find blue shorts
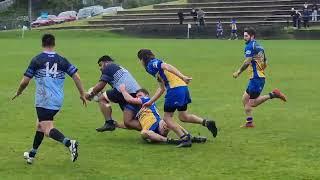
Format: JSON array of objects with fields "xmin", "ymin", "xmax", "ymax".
[
  {"xmin": 246, "ymin": 78, "xmax": 265, "ymax": 99},
  {"xmin": 232, "ymin": 30, "xmax": 237, "ymax": 33},
  {"xmin": 164, "ymin": 86, "xmax": 191, "ymax": 112}
]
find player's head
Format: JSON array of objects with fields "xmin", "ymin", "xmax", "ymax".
[
  {"xmin": 137, "ymin": 49, "xmax": 155, "ymax": 68},
  {"xmin": 42, "ymin": 34, "xmax": 55, "ymax": 48},
  {"xmin": 244, "ymin": 27, "xmax": 256, "ymax": 42},
  {"xmin": 97, "ymin": 55, "xmax": 114, "ymax": 71},
  {"xmin": 136, "ymin": 88, "xmax": 149, "ymax": 98}
]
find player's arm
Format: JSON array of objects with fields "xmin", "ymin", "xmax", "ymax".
[
  {"xmin": 71, "ymin": 72, "xmax": 87, "ymax": 106},
  {"xmin": 161, "ymin": 63, "xmax": 192, "ymax": 84},
  {"xmin": 85, "ymin": 81, "xmax": 106, "ymax": 100},
  {"xmin": 12, "ymin": 76, "xmax": 32, "ymax": 100},
  {"xmin": 119, "ymin": 84, "xmax": 142, "ymax": 105},
  {"xmin": 233, "ymin": 57, "xmax": 252, "ymax": 78},
  {"xmin": 143, "ymin": 77, "xmax": 165, "ymax": 107}
]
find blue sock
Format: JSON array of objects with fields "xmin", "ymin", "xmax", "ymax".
[
  {"xmin": 246, "ymin": 117, "xmax": 253, "ymax": 123},
  {"xmin": 63, "ymin": 138, "xmax": 71, "ymax": 147}
]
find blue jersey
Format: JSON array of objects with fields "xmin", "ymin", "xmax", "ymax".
[
  {"xmin": 24, "ymin": 51, "xmax": 78, "ymax": 110},
  {"xmin": 145, "ymin": 58, "xmax": 187, "ymax": 90},
  {"xmin": 138, "ymin": 97, "xmax": 161, "ymax": 132},
  {"xmin": 100, "ymin": 63, "xmax": 140, "ymax": 94},
  {"xmin": 244, "ymin": 40, "xmax": 267, "ymax": 79}
]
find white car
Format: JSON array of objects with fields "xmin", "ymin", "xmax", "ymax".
[
  {"xmin": 77, "ymin": 5, "xmax": 104, "ymax": 19},
  {"xmin": 102, "ymin": 6, "xmax": 124, "ymax": 15}
]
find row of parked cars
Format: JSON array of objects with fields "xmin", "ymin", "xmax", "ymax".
[{"xmin": 31, "ymin": 6, "xmax": 123, "ymax": 28}]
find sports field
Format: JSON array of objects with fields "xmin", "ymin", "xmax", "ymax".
[{"xmin": 0, "ymin": 30, "xmax": 319, "ymax": 180}]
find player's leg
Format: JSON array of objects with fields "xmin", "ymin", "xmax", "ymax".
[
  {"xmin": 163, "ymin": 111, "xmax": 191, "ymax": 148},
  {"xmin": 24, "ymin": 120, "xmax": 44, "ymax": 164},
  {"xmin": 96, "ymin": 90, "xmax": 117, "ymax": 132},
  {"xmin": 141, "ymin": 130, "xmax": 168, "ymax": 142},
  {"xmin": 178, "ymin": 109, "xmax": 217, "ymax": 138},
  {"xmin": 123, "ymin": 108, "xmax": 141, "ymax": 131}
]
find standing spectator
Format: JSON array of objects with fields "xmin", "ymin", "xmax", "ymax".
[
  {"xmin": 197, "ymin": 9, "xmax": 205, "ymax": 26},
  {"xmin": 229, "ymin": 18, "xmax": 238, "ymax": 40},
  {"xmin": 311, "ymin": 3, "xmax": 318, "ymax": 21},
  {"xmin": 190, "ymin": 8, "xmax": 198, "ymax": 24},
  {"xmin": 295, "ymin": 10, "xmax": 302, "ymax": 29},
  {"xmin": 302, "ymin": 8, "xmax": 310, "ymax": 28},
  {"xmin": 177, "ymin": 9, "xmax": 184, "ymax": 25},
  {"xmin": 290, "ymin": 8, "xmax": 297, "ymax": 27},
  {"xmin": 216, "ymin": 20, "xmax": 223, "ymax": 39},
  {"xmin": 304, "ymin": 2, "xmax": 308, "ymax": 9}
]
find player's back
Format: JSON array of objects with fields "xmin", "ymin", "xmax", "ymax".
[
  {"xmin": 137, "ymin": 97, "xmax": 161, "ymax": 130},
  {"xmin": 24, "ymin": 51, "xmax": 78, "ymax": 110},
  {"xmin": 146, "ymin": 58, "xmax": 187, "ymax": 90}
]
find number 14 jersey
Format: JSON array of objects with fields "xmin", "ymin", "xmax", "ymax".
[{"xmin": 24, "ymin": 51, "xmax": 78, "ymax": 110}]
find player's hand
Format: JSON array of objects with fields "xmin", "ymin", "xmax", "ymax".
[
  {"xmin": 182, "ymin": 76, "xmax": 192, "ymax": 84},
  {"xmin": 85, "ymin": 92, "xmax": 93, "ymax": 101},
  {"xmin": 119, "ymin": 84, "xmax": 126, "ymax": 92},
  {"xmin": 233, "ymin": 71, "xmax": 240, "ymax": 79},
  {"xmin": 12, "ymin": 91, "xmax": 21, "ymax": 100},
  {"xmin": 142, "ymin": 101, "xmax": 153, "ymax": 108},
  {"xmin": 80, "ymin": 94, "xmax": 87, "ymax": 107}
]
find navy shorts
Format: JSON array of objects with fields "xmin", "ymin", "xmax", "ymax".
[
  {"xmin": 36, "ymin": 107, "xmax": 59, "ymax": 121},
  {"xmin": 105, "ymin": 88, "xmax": 140, "ymax": 115},
  {"xmin": 164, "ymin": 86, "xmax": 191, "ymax": 113},
  {"xmin": 246, "ymin": 78, "xmax": 265, "ymax": 99}
]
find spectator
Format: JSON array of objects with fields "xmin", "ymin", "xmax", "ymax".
[
  {"xmin": 216, "ymin": 20, "xmax": 223, "ymax": 39},
  {"xmin": 197, "ymin": 8, "xmax": 205, "ymax": 26},
  {"xmin": 311, "ymin": 3, "xmax": 318, "ymax": 21},
  {"xmin": 294, "ymin": 10, "xmax": 302, "ymax": 29},
  {"xmin": 304, "ymin": 2, "xmax": 308, "ymax": 9},
  {"xmin": 302, "ymin": 8, "xmax": 310, "ymax": 28},
  {"xmin": 190, "ymin": 8, "xmax": 197, "ymax": 24},
  {"xmin": 177, "ymin": 9, "xmax": 184, "ymax": 25},
  {"xmin": 229, "ymin": 18, "xmax": 238, "ymax": 40},
  {"xmin": 290, "ymin": 8, "xmax": 297, "ymax": 27}
]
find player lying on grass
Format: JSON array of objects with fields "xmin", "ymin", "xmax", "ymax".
[
  {"xmin": 85, "ymin": 55, "xmax": 142, "ymax": 132},
  {"xmin": 137, "ymin": 49, "xmax": 218, "ymax": 148},
  {"xmin": 119, "ymin": 84, "xmax": 207, "ymax": 145},
  {"xmin": 232, "ymin": 27, "xmax": 287, "ymax": 128},
  {"xmin": 12, "ymin": 34, "xmax": 86, "ymax": 164}
]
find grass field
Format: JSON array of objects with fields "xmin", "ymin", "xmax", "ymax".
[{"xmin": 0, "ymin": 30, "xmax": 319, "ymax": 180}]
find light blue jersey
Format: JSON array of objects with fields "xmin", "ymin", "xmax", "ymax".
[{"xmin": 24, "ymin": 51, "xmax": 78, "ymax": 110}]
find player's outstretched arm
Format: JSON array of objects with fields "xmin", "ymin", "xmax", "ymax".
[
  {"xmin": 233, "ymin": 58, "xmax": 252, "ymax": 78},
  {"xmin": 72, "ymin": 72, "xmax": 87, "ymax": 106},
  {"xmin": 12, "ymin": 76, "xmax": 31, "ymax": 100},
  {"xmin": 85, "ymin": 81, "xmax": 106, "ymax": 101},
  {"xmin": 119, "ymin": 84, "xmax": 142, "ymax": 105},
  {"xmin": 143, "ymin": 79, "xmax": 165, "ymax": 108},
  {"xmin": 161, "ymin": 63, "xmax": 192, "ymax": 84}
]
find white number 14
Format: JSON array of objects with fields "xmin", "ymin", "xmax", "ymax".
[{"xmin": 45, "ymin": 62, "xmax": 58, "ymax": 78}]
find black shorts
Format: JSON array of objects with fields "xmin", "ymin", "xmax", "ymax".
[
  {"xmin": 36, "ymin": 107, "xmax": 59, "ymax": 122},
  {"xmin": 164, "ymin": 104, "xmax": 188, "ymax": 113},
  {"xmin": 105, "ymin": 88, "xmax": 140, "ymax": 114}
]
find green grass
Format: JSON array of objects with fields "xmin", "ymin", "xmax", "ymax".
[{"xmin": 0, "ymin": 30, "xmax": 319, "ymax": 180}]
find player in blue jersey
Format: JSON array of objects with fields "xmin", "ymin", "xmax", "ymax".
[
  {"xmin": 233, "ymin": 27, "xmax": 287, "ymax": 128},
  {"xmin": 119, "ymin": 85, "xmax": 207, "ymax": 145},
  {"xmin": 85, "ymin": 55, "xmax": 142, "ymax": 132},
  {"xmin": 12, "ymin": 34, "xmax": 87, "ymax": 164},
  {"xmin": 137, "ymin": 49, "xmax": 218, "ymax": 148}
]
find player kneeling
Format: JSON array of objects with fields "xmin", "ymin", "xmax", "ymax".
[{"xmin": 119, "ymin": 85, "xmax": 206, "ymax": 145}]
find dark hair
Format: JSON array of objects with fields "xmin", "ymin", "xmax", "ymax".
[
  {"xmin": 244, "ymin": 27, "xmax": 256, "ymax": 37},
  {"xmin": 136, "ymin": 88, "xmax": 149, "ymax": 96},
  {"xmin": 42, "ymin": 34, "xmax": 55, "ymax": 47},
  {"xmin": 97, "ymin": 55, "xmax": 114, "ymax": 64},
  {"xmin": 137, "ymin": 49, "xmax": 155, "ymax": 67}
]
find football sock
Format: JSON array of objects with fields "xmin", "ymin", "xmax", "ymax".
[
  {"xmin": 49, "ymin": 128, "xmax": 71, "ymax": 147},
  {"xmin": 29, "ymin": 131, "xmax": 44, "ymax": 157},
  {"xmin": 246, "ymin": 117, "xmax": 253, "ymax": 123},
  {"xmin": 269, "ymin": 92, "xmax": 275, "ymax": 99},
  {"xmin": 202, "ymin": 119, "xmax": 207, "ymax": 127}
]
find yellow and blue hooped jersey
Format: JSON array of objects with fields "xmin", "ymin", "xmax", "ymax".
[
  {"xmin": 146, "ymin": 58, "xmax": 187, "ymax": 90},
  {"xmin": 244, "ymin": 40, "xmax": 267, "ymax": 79},
  {"xmin": 137, "ymin": 97, "xmax": 161, "ymax": 132}
]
